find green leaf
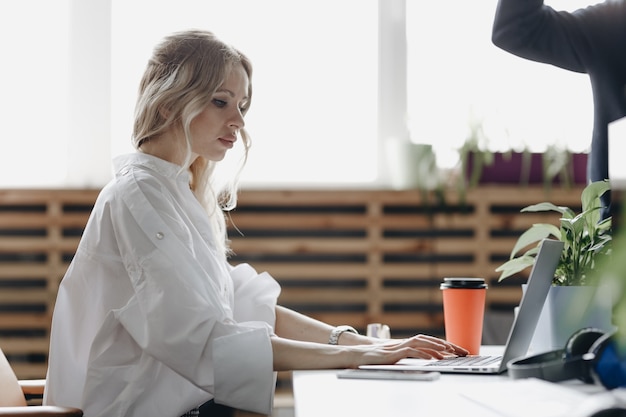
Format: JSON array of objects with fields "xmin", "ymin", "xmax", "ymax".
[
  {"xmin": 510, "ymin": 224, "xmax": 560, "ymax": 258},
  {"xmin": 496, "ymin": 255, "xmax": 537, "ymax": 281},
  {"xmin": 597, "ymin": 217, "xmax": 612, "ymax": 233},
  {"xmin": 581, "ymin": 180, "xmax": 610, "ymax": 213},
  {"xmin": 521, "ymin": 202, "xmax": 574, "ymax": 218},
  {"xmin": 588, "ymin": 236, "xmax": 612, "ymax": 252},
  {"xmin": 560, "ymin": 215, "xmax": 585, "ymax": 238}
]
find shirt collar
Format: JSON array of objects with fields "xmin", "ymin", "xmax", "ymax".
[{"xmin": 113, "ymin": 153, "xmax": 191, "ymax": 184}]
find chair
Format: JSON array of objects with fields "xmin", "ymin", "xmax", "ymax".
[{"xmin": 0, "ymin": 348, "xmax": 82, "ymax": 416}]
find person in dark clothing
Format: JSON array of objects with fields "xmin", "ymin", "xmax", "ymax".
[{"xmin": 492, "ymin": 0, "xmax": 626, "ymax": 220}]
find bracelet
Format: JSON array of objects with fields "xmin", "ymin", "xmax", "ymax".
[{"xmin": 328, "ymin": 325, "xmax": 358, "ymax": 345}]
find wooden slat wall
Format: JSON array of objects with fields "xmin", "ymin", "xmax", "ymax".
[
  {"xmin": 0, "ymin": 186, "xmax": 583, "ymax": 381},
  {"xmin": 227, "ymin": 187, "xmax": 582, "ymax": 338},
  {"xmin": 0, "ymin": 189, "xmax": 97, "ymax": 378}
]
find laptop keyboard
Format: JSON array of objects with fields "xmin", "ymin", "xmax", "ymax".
[{"xmin": 424, "ymin": 355, "xmax": 502, "ymax": 367}]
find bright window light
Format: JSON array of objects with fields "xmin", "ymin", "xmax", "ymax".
[
  {"xmin": 407, "ymin": 0, "xmax": 596, "ymax": 169},
  {"xmin": 1, "ymin": 1, "xmax": 601, "ymax": 188},
  {"xmin": 0, "ymin": 1, "xmax": 70, "ymax": 187},
  {"xmin": 111, "ymin": 0, "xmax": 379, "ymax": 187}
]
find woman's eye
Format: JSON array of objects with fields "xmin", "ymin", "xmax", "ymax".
[{"xmin": 212, "ymin": 99, "xmax": 227, "ymax": 108}]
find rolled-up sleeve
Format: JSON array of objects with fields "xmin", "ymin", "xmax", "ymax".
[
  {"xmin": 230, "ymin": 263, "xmax": 281, "ymax": 328},
  {"xmin": 213, "ymin": 327, "xmax": 275, "ymax": 414}
]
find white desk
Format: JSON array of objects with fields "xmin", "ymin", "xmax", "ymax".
[{"xmin": 292, "ymin": 347, "xmax": 608, "ymax": 417}]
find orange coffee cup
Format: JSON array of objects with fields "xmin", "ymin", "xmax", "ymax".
[{"xmin": 440, "ymin": 277, "xmax": 487, "ymax": 355}]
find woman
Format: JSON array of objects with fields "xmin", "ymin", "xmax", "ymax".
[{"xmin": 43, "ymin": 29, "xmax": 467, "ymax": 417}]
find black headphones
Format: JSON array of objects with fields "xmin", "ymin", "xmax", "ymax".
[{"xmin": 507, "ymin": 327, "xmax": 626, "ymax": 389}]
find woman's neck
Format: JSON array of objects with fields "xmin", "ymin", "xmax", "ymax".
[{"xmin": 138, "ymin": 131, "xmax": 195, "ymax": 168}]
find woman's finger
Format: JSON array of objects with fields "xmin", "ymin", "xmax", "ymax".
[{"xmin": 393, "ymin": 335, "xmax": 469, "ymax": 357}]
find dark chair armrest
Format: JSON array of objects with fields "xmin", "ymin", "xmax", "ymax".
[{"xmin": 0, "ymin": 406, "xmax": 83, "ymax": 416}]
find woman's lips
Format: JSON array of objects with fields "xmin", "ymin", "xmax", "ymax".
[{"xmin": 218, "ymin": 137, "xmax": 235, "ymax": 148}]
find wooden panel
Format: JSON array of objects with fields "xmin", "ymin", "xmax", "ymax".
[
  {"xmin": 0, "ymin": 189, "xmax": 98, "ymax": 379},
  {"xmin": 0, "ymin": 186, "xmax": 583, "ymax": 387},
  {"xmin": 228, "ymin": 186, "xmax": 582, "ymax": 345}
]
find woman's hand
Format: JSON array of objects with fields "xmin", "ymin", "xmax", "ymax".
[
  {"xmin": 379, "ymin": 334, "xmax": 469, "ymax": 359},
  {"xmin": 271, "ymin": 333, "xmax": 468, "ymax": 371},
  {"xmin": 347, "ymin": 334, "xmax": 468, "ymax": 369}
]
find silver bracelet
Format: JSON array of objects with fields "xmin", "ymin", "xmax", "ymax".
[{"xmin": 328, "ymin": 325, "xmax": 358, "ymax": 345}]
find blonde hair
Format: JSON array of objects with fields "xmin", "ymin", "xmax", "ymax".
[{"xmin": 132, "ymin": 29, "xmax": 252, "ymax": 255}]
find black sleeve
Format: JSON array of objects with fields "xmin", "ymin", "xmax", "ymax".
[{"xmin": 491, "ymin": 0, "xmax": 624, "ymax": 73}]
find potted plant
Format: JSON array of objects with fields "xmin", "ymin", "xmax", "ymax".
[
  {"xmin": 461, "ymin": 142, "xmax": 587, "ymax": 190},
  {"xmin": 496, "ymin": 180, "xmax": 612, "ymax": 284},
  {"xmin": 495, "ymin": 180, "xmax": 614, "ymax": 351},
  {"xmin": 458, "ymin": 119, "xmax": 495, "ymax": 190},
  {"xmin": 457, "ymin": 114, "xmax": 587, "ymax": 192}
]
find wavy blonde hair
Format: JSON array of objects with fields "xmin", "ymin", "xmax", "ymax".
[{"xmin": 132, "ymin": 29, "xmax": 252, "ymax": 255}]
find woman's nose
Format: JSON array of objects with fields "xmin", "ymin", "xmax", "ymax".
[{"xmin": 230, "ymin": 109, "xmax": 245, "ymax": 129}]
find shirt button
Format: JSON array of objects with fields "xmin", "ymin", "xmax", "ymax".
[{"xmin": 156, "ymin": 232, "xmax": 164, "ymax": 240}]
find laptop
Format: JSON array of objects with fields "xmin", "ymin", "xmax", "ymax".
[{"xmin": 360, "ymin": 238, "xmax": 564, "ymax": 374}]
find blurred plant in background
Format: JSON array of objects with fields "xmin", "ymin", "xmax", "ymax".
[{"xmin": 588, "ymin": 195, "xmax": 626, "ymax": 355}]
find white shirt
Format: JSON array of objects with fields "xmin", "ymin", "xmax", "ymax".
[{"xmin": 44, "ymin": 153, "xmax": 281, "ymax": 416}]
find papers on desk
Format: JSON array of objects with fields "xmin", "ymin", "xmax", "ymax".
[{"xmin": 460, "ymin": 378, "xmax": 626, "ymax": 417}]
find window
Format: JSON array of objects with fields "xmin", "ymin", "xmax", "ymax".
[
  {"xmin": 111, "ymin": 0, "xmax": 379, "ymax": 187},
  {"xmin": 406, "ymin": 0, "xmax": 596, "ymax": 168},
  {"xmin": 0, "ymin": 0, "xmax": 599, "ymax": 188},
  {"xmin": 0, "ymin": 1, "xmax": 70, "ymax": 187}
]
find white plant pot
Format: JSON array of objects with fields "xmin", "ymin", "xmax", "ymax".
[
  {"xmin": 521, "ymin": 284, "xmax": 615, "ymax": 354},
  {"xmin": 384, "ymin": 139, "xmax": 438, "ymax": 190}
]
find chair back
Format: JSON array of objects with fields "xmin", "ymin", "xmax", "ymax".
[{"xmin": 0, "ymin": 348, "xmax": 27, "ymax": 407}]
